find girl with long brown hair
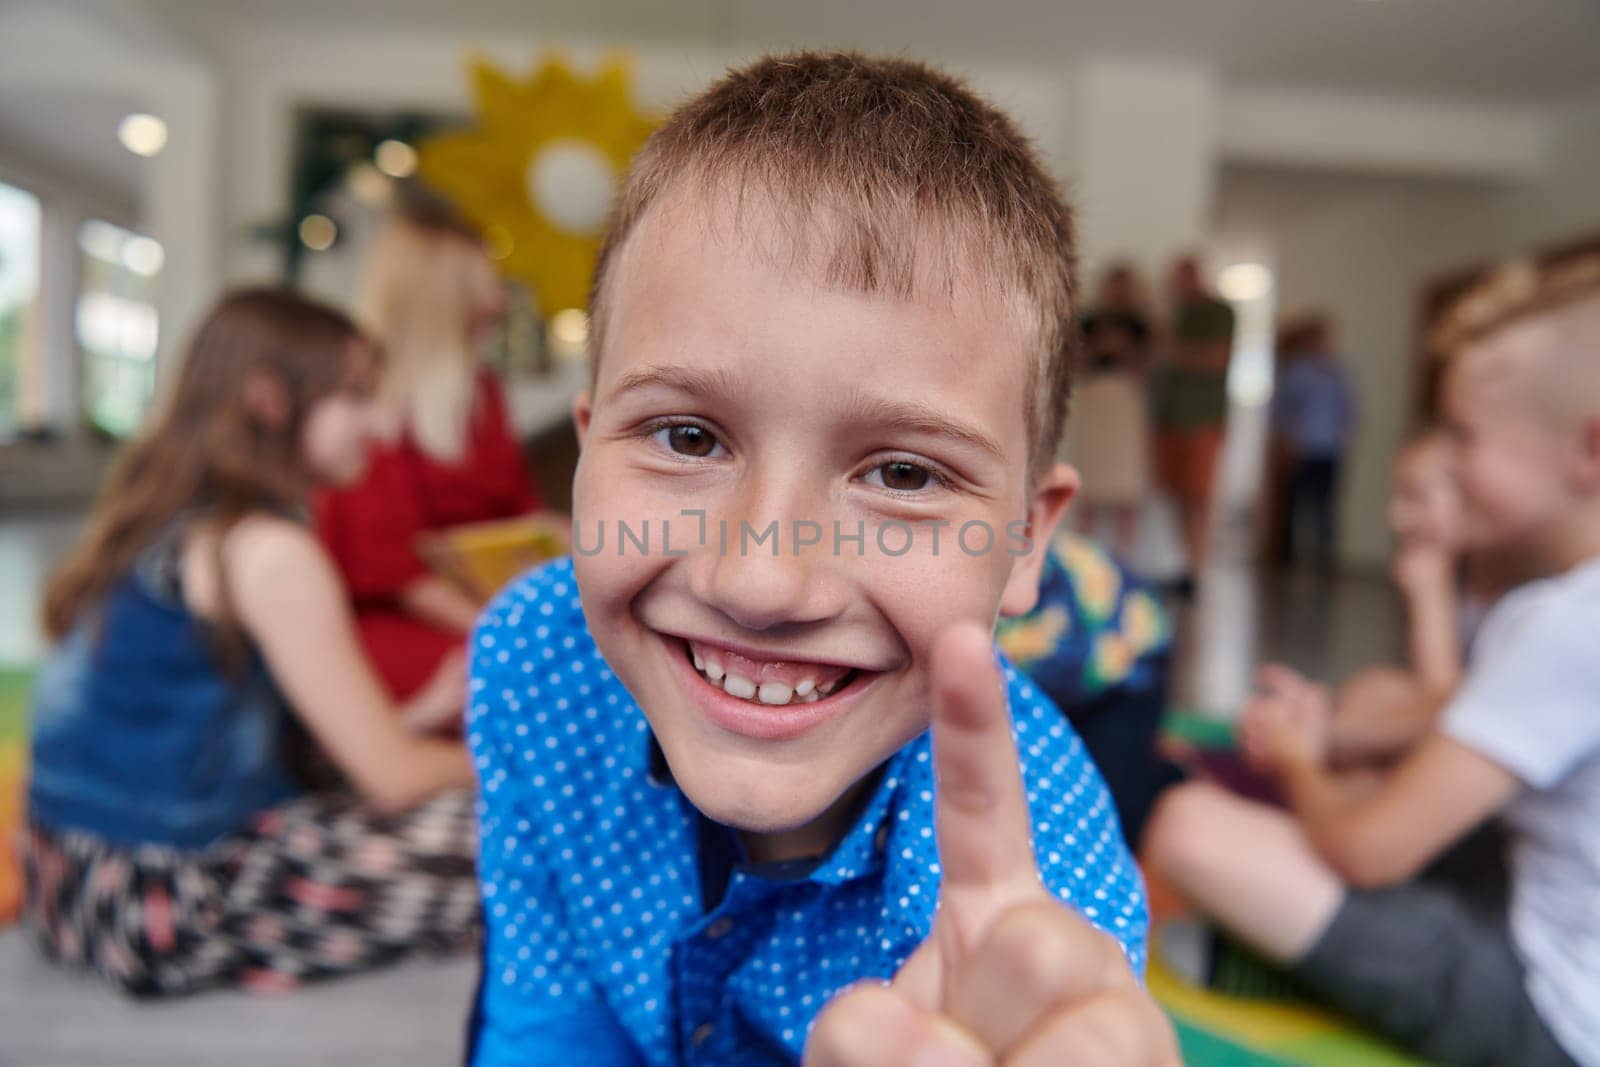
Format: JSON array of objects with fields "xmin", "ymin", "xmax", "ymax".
[{"xmin": 25, "ymin": 288, "xmax": 479, "ymax": 996}]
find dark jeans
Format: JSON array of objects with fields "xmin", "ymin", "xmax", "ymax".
[
  {"xmin": 1281, "ymin": 455, "xmax": 1341, "ymax": 569},
  {"xmin": 1060, "ymin": 653, "xmax": 1179, "ymax": 849}
]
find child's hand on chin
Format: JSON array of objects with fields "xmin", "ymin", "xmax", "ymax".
[
  {"xmin": 804, "ymin": 624, "xmax": 1179, "ymax": 1067},
  {"xmin": 1240, "ymin": 664, "xmax": 1332, "ymax": 774}
]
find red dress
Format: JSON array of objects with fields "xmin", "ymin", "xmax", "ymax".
[{"xmin": 315, "ymin": 369, "xmax": 541, "ymax": 700}]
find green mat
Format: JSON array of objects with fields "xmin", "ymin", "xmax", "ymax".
[
  {"xmin": 1162, "ymin": 708, "xmax": 1238, "ymax": 749},
  {"xmin": 1151, "ymin": 954, "xmax": 1429, "ymax": 1066},
  {"xmin": 1173, "ymin": 1018, "xmax": 1288, "ymax": 1067},
  {"xmin": 0, "ymin": 665, "xmax": 31, "ymax": 746},
  {"xmin": 1, "ymin": 665, "xmax": 34, "ymax": 920}
]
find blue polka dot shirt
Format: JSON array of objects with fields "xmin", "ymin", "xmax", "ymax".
[{"xmin": 466, "ymin": 557, "xmax": 1149, "ymax": 1066}]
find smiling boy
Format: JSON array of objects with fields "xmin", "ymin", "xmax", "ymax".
[{"xmin": 466, "ymin": 53, "xmax": 1175, "ymax": 1066}]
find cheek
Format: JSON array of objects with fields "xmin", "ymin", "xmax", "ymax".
[
  {"xmin": 300, "ymin": 411, "xmax": 333, "ymax": 465},
  {"xmin": 569, "ymin": 455, "xmax": 674, "ymax": 626},
  {"xmin": 867, "ymin": 542, "xmax": 1012, "ymax": 648},
  {"xmin": 1460, "ymin": 439, "xmax": 1544, "ymax": 518},
  {"xmin": 302, "ymin": 406, "xmax": 370, "ymax": 481}
]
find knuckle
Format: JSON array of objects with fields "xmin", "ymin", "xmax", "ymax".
[
  {"xmin": 986, "ymin": 900, "xmax": 1106, "ymax": 993},
  {"xmin": 807, "ymin": 983, "xmax": 889, "ymax": 1057}
]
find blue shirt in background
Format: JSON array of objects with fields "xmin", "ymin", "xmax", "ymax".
[
  {"xmin": 466, "ymin": 556, "xmax": 1148, "ymax": 1066},
  {"xmin": 1273, "ymin": 354, "xmax": 1357, "ymax": 459}
]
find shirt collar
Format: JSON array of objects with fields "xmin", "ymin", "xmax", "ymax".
[{"xmin": 642, "ymin": 730, "xmax": 903, "ymax": 891}]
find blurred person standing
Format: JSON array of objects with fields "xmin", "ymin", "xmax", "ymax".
[
  {"xmin": 315, "ymin": 205, "xmax": 542, "ymax": 705},
  {"xmin": 1069, "ymin": 262, "xmax": 1155, "ymax": 558},
  {"xmin": 1272, "ymin": 315, "xmax": 1358, "ymax": 572},
  {"xmin": 1154, "ymin": 255, "xmax": 1236, "ymax": 589}
]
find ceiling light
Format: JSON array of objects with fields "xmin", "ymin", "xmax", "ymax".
[{"xmin": 118, "ymin": 113, "xmax": 168, "ymax": 158}]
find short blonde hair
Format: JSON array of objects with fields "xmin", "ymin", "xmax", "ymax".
[
  {"xmin": 1433, "ymin": 254, "xmax": 1600, "ymax": 358},
  {"xmin": 589, "ymin": 51, "xmax": 1077, "ymax": 476}
]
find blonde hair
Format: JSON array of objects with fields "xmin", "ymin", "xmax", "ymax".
[
  {"xmin": 588, "ymin": 51, "xmax": 1077, "ymax": 477},
  {"xmin": 359, "ymin": 212, "xmax": 501, "ymax": 462},
  {"xmin": 1433, "ymin": 254, "xmax": 1600, "ymax": 358}
]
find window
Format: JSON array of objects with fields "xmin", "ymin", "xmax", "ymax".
[
  {"xmin": 0, "ymin": 181, "xmax": 43, "ymax": 440},
  {"xmin": 77, "ymin": 219, "xmax": 161, "ymax": 437}
]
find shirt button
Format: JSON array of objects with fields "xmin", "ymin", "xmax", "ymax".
[
  {"xmin": 874, "ymin": 824, "xmax": 889, "ymax": 852},
  {"xmin": 706, "ymin": 918, "xmax": 734, "ymax": 940},
  {"xmin": 692, "ymin": 1022, "xmax": 715, "ymax": 1047}
]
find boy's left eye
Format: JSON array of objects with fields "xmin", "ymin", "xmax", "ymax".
[
  {"xmin": 864, "ymin": 459, "xmax": 942, "ymax": 493},
  {"xmin": 647, "ymin": 422, "xmax": 727, "ymax": 459}
]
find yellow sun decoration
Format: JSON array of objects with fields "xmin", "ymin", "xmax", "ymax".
[{"xmin": 418, "ymin": 55, "xmax": 657, "ymax": 319}]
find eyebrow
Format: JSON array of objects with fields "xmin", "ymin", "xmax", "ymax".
[
  {"xmin": 607, "ymin": 363, "xmax": 744, "ymax": 402},
  {"xmin": 837, "ymin": 390, "xmax": 1007, "ymax": 461}
]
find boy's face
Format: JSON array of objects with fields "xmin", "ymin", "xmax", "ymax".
[
  {"xmin": 570, "ymin": 194, "xmax": 1075, "ymax": 847},
  {"xmin": 1441, "ymin": 323, "xmax": 1589, "ymax": 554}
]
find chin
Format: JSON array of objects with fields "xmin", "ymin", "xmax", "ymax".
[{"xmin": 661, "ymin": 743, "xmax": 841, "ymax": 834}]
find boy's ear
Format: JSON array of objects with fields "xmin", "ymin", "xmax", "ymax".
[
  {"xmin": 242, "ymin": 371, "xmax": 292, "ymax": 430},
  {"xmin": 571, "ymin": 389, "xmax": 593, "ymax": 448},
  {"xmin": 999, "ymin": 462, "xmax": 1079, "ymax": 617}
]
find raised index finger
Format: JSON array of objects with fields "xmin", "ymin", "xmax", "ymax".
[{"xmin": 929, "ymin": 621, "xmax": 1039, "ymax": 901}]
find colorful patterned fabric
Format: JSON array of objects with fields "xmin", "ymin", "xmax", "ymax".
[
  {"xmin": 995, "ymin": 532, "xmax": 1171, "ymax": 703},
  {"xmin": 996, "ymin": 532, "xmax": 1175, "ymax": 844},
  {"xmin": 21, "ymin": 790, "xmax": 480, "ymax": 997}
]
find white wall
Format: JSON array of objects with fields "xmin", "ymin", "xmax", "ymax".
[
  {"xmin": 207, "ymin": 25, "xmax": 1080, "ymax": 298},
  {"xmin": 1217, "ymin": 87, "xmax": 1600, "ymax": 569},
  {"xmin": 1493, "ymin": 91, "xmax": 1600, "ymax": 253}
]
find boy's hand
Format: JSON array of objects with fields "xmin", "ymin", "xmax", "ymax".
[
  {"xmin": 805, "ymin": 624, "xmax": 1178, "ymax": 1067},
  {"xmin": 1240, "ymin": 664, "xmax": 1332, "ymax": 773}
]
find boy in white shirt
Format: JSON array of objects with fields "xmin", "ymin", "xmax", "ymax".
[{"xmin": 1146, "ymin": 256, "xmax": 1600, "ymax": 1067}]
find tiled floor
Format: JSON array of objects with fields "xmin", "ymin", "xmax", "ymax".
[
  {"xmin": 0, "ymin": 507, "xmax": 1405, "ymax": 1064},
  {"xmin": 0, "ymin": 932, "xmax": 479, "ymax": 1067}
]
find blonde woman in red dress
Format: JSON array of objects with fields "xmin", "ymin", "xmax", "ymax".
[{"xmin": 316, "ymin": 208, "xmax": 542, "ymax": 705}]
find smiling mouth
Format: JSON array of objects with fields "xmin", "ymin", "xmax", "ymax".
[{"xmin": 674, "ymin": 637, "xmax": 866, "ymax": 708}]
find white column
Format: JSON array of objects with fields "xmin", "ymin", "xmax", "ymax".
[
  {"xmin": 144, "ymin": 62, "xmax": 221, "ymax": 388},
  {"xmin": 1068, "ymin": 57, "xmax": 1220, "ymax": 284}
]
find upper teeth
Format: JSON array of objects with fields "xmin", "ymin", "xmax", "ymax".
[{"xmin": 692, "ymin": 650, "xmax": 831, "ymax": 706}]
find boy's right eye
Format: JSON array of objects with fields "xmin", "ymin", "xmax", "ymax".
[{"xmin": 648, "ymin": 421, "xmax": 726, "ymax": 459}]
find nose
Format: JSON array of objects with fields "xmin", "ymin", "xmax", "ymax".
[{"xmin": 689, "ymin": 476, "xmax": 845, "ymax": 633}]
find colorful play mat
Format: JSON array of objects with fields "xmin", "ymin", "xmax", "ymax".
[
  {"xmin": 1153, "ymin": 948, "xmax": 1426, "ymax": 1066},
  {"xmin": 0, "ymin": 664, "xmax": 31, "ymax": 922}
]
